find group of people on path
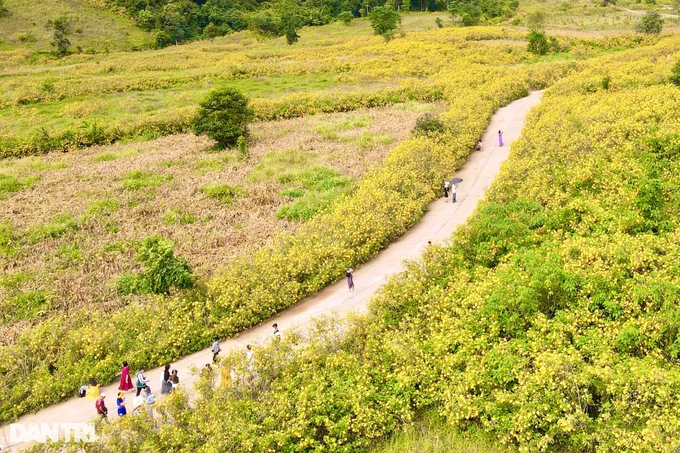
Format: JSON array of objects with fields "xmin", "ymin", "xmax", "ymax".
[
  {"xmin": 86, "ymin": 360, "xmax": 181, "ymax": 420},
  {"xmin": 85, "ymin": 224, "xmax": 395, "ymax": 419}
]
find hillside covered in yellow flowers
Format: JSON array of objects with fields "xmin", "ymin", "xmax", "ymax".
[
  {"xmin": 3, "ymin": 2, "xmax": 680, "ymax": 451},
  {"xmin": 90, "ymin": 26, "xmax": 680, "ymax": 453}
]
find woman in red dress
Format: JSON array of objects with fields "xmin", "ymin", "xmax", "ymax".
[{"xmin": 118, "ymin": 361, "xmax": 134, "ymax": 391}]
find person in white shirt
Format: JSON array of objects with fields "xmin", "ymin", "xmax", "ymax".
[
  {"xmin": 451, "ymin": 182, "xmax": 457, "ymax": 203},
  {"xmin": 272, "ymin": 323, "xmax": 281, "ymax": 341}
]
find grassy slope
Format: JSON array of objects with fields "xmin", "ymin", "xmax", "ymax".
[{"xmin": 0, "ymin": 0, "xmax": 153, "ymax": 52}]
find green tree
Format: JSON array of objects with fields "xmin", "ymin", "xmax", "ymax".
[
  {"xmin": 47, "ymin": 16, "xmax": 71, "ymax": 56},
  {"xmin": 636, "ymin": 10, "xmax": 663, "ymax": 35},
  {"xmin": 369, "ymin": 5, "xmax": 401, "ymax": 41},
  {"xmin": 527, "ymin": 30, "xmax": 549, "ymax": 55},
  {"xmin": 204, "ymin": 22, "xmax": 221, "ymax": 42},
  {"xmin": 338, "ymin": 10, "xmax": 354, "ymax": 25},
  {"xmin": 435, "ymin": 16, "xmax": 444, "ymax": 28},
  {"xmin": 280, "ymin": 11, "xmax": 303, "ymax": 45},
  {"xmin": 193, "ymin": 87, "xmax": 254, "ymax": 149},
  {"xmin": 248, "ymin": 9, "xmax": 282, "ymax": 38}
]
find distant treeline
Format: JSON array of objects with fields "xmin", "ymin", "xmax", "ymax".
[{"xmin": 104, "ymin": 0, "xmax": 517, "ymax": 47}]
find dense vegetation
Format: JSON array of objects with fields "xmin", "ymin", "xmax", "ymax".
[{"xmin": 82, "ymin": 34, "xmax": 680, "ymax": 452}]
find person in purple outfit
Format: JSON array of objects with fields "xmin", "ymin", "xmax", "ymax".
[{"xmin": 498, "ymin": 130, "xmax": 504, "ymax": 147}]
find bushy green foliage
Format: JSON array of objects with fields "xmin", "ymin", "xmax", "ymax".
[
  {"xmin": 369, "ymin": 5, "xmax": 401, "ymax": 41},
  {"xmin": 193, "ymin": 88, "xmax": 254, "ymax": 149},
  {"xmin": 203, "ymin": 22, "xmax": 222, "ymax": 42},
  {"xmin": 527, "ymin": 30, "xmax": 549, "ymax": 55},
  {"xmin": 116, "ymin": 237, "xmax": 193, "ymax": 296},
  {"xmin": 338, "ymin": 10, "xmax": 354, "ymax": 25},
  {"xmin": 412, "ymin": 113, "xmax": 445, "ymax": 136},
  {"xmin": 47, "ymin": 16, "xmax": 72, "ymax": 56},
  {"xmin": 636, "ymin": 11, "xmax": 663, "ymax": 35}
]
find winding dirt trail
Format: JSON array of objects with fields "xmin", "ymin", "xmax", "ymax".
[{"xmin": 0, "ymin": 90, "xmax": 543, "ymax": 452}]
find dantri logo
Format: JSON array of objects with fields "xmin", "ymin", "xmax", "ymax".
[{"xmin": 9, "ymin": 423, "xmax": 96, "ymax": 444}]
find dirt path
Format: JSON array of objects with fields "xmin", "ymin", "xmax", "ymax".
[
  {"xmin": 619, "ymin": 6, "xmax": 678, "ymax": 19},
  {"xmin": 0, "ymin": 90, "xmax": 544, "ymax": 452}
]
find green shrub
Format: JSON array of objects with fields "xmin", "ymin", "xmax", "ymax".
[
  {"xmin": 636, "ymin": 11, "xmax": 663, "ymax": 35},
  {"xmin": 193, "ymin": 88, "xmax": 255, "ymax": 149},
  {"xmin": 116, "ymin": 237, "xmax": 193, "ymax": 296},
  {"xmin": 527, "ymin": 30, "xmax": 549, "ymax": 55},
  {"xmin": 412, "ymin": 113, "xmax": 445, "ymax": 136},
  {"xmin": 338, "ymin": 11, "xmax": 354, "ymax": 25}
]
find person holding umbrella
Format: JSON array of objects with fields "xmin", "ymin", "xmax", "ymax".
[{"xmin": 450, "ymin": 177, "xmax": 463, "ymax": 203}]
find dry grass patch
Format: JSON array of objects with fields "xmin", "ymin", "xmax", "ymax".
[{"xmin": 0, "ymin": 102, "xmax": 442, "ymax": 344}]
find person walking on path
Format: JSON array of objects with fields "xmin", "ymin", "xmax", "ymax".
[
  {"xmin": 116, "ymin": 392, "xmax": 127, "ymax": 417},
  {"xmin": 95, "ymin": 394, "xmax": 108, "ymax": 420},
  {"xmin": 135, "ymin": 369, "xmax": 149, "ymax": 396},
  {"xmin": 443, "ymin": 180, "xmax": 450, "ymax": 199},
  {"xmin": 161, "ymin": 364, "xmax": 171, "ymax": 384},
  {"xmin": 476, "ymin": 139, "xmax": 482, "ymax": 151},
  {"xmin": 211, "ymin": 337, "xmax": 221, "ymax": 363},
  {"xmin": 160, "ymin": 364, "xmax": 173, "ymax": 394},
  {"xmin": 170, "ymin": 369, "xmax": 180, "ymax": 390},
  {"xmin": 119, "ymin": 361, "xmax": 134, "ymax": 392},
  {"xmin": 498, "ymin": 130, "xmax": 504, "ymax": 147},
  {"xmin": 346, "ymin": 268, "xmax": 355, "ymax": 294},
  {"xmin": 272, "ymin": 323, "xmax": 281, "ymax": 341},
  {"xmin": 451, "ymin": 182, "xmax": 457, "ymax": 203},
  {"xmin": 86, "ymin": 378, "xmax": 100, "ymax": 400}
]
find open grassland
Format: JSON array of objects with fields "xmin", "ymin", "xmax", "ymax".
[
  {"xmin": 0, "ymin": 12, "xmax": 654, "ymax": 159},
  {"xmin": 0, "ymin": 13, "xmax": 453, "ymax": 158},
  {"xmin": 0, "ymin": 103, "xmax": 436, "ymax": 343},
  {"xmin": 80, "ymin": 33, "xmax": 680, "ymax": 452},
  {"xmin": 0, "ymin": 0, "xmax": 153, "ymax": 52},
  {"xmin": 518, "ymin": 0, "xmax": 680, "ymax": 33}
]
